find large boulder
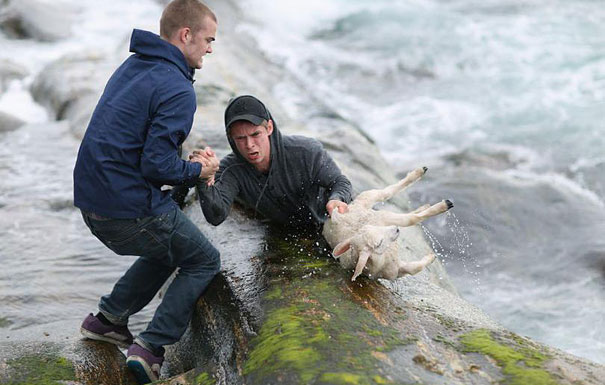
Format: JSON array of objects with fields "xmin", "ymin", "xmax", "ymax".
[
  {"xmin": 30, "ymin": 51, "xmax": 118, "ymax": 138},
  {"xmin": 0, "ymin": 58, "xmax": 28, "ymax": 93},
  {"xmin": 0, "ymin": 0, "xmax": 75, "ymax": 41},
  {"xmin": 0, "ymin": 110, "xmax": 24, "ymax": 132},
  {"xmin": 0, "ymin": 339, "xmax": 136, "ymax": 385},
  {"xmin": 159, "ymin": 210, "xmax": 604, "ymax": 384}
]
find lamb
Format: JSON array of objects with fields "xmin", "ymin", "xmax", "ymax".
[{"xmin": 322, "ymin": 167, "xmax": 453, "ymax": 281}]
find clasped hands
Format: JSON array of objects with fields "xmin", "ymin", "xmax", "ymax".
[{"xmin": 189, "ymin": 147, "xmax": 219, "ymax": 186}]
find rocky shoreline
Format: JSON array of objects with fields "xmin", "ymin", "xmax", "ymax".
[{"xmin": 1, "ymin": 0, "xmax": 604, "ymax": 384}]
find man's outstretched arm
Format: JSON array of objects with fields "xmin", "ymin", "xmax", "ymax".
[{"xmin": 194, "ymin": 159, "xmax": 241, "ymax": 226}]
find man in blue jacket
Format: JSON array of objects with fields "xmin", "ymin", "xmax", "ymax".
[{"xmin": 73, "ymin": 1, "xmax": 219, "ymax": 382}]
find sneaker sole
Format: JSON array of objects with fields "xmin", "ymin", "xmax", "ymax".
[
  {"xmin": 127, "ymin": 356, "xmax": 158, "ymax": 384},
  {"xmin": 79, "ymin": 327, "xmax": 131, "ymax": 349}
]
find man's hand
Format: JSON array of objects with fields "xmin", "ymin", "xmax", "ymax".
[
  {"xmin": 326, "ymin": 200, "xmax": 349, "ymax": 216},
  {"xmin": 189, "ymin": 147, "xmax": 219, "ymax": 186}
]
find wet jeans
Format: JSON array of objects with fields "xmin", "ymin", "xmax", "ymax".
[{"xmin": 81, "ymin": 207, "xmax": 220, "ymax": 353}]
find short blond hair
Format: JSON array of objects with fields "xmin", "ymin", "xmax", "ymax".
[{"xmin": 160, "ymin": 0, "xmax": 217, "ymax": 39}]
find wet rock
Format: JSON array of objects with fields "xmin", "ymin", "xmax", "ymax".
[
  {"xmin": 0, "ymin": 339, "xmax": 137, "ymax": 385},
  {"xmin": 0, "ymin": 59, "xmax": 28, "ymax": 93},
  {"xmin": 0, "ymin": 110, "xmax": 24, "ymax": 133},
  {"xmin": 30, "ymin": 52, "xmax": 117, "ymax": 138},
  {"xmin": 0, "ymin": 0, "xmax": 75, "ymax": 41},
  {"xmin": 0, "ymin": 317, "xmax": 12, "ymax": 329},
  {"xmin": 159, "ymin": 225, "xmax": 605, "ymax": 384}
]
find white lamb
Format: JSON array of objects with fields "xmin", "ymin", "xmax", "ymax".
[{"xmin": 322, "ymin": 167, "xmax": 452, "ymax": 281}]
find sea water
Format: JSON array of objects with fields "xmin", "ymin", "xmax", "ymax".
[
  {"xmin": 0, "ymin": 0, "xmax": 603, "ymax": 364},
  {"xmin": 236, "ymin": 0, "xmax": 605, "ymax": 363}
]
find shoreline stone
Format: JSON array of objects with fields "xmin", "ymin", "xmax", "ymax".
[
  {"xmin": 0, "ymin": 339, "xmax": 137, "ymax": 385},
  {"xmin": 0, "ymin": 0, "xmax": 75, "ymax": 42},
  {"xmin": 0, "ymin": 110, "xmax": 24, "ymax": 133},
  {"xmin": 7, "ymin": 0, "xmax": 604, "ymax": 383}
]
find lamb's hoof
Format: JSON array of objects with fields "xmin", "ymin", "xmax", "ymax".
[
  {"xmin": 445, "ymin": 199, "xmax": 454, "ymax": 209},
  {"xmin": 426, "ymin": 253, "xmax": 436, "ymax": 263},
  {"xmin": 422, "ymin": 166, "xmax": 428, "ymax": 173}
]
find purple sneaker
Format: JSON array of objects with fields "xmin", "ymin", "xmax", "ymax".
[
  {"xmin": 126, "ymin": 343, "xmax": 164, "ymax": 384},
  {"xmin": 80, "ymin": 313, "xmax": 133, "ymax": 348}
]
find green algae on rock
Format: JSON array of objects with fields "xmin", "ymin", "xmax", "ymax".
[
  {"xmin": 151, "ymin": 367, "xmax": 217, "ymax": 385},
  {"xmin": 194, "ymin": 372, "xmax": 217, "ymax": 385},
  {"xmin": 0, "ymin": 317, "xmax": 12, "ymax": 328},
  {"xmin": 460, "ymin": 329, "xmax": 559, "ymax": 385},
  {"xmin": 3, "ymin": 353, "xmax": 76, "ymax": 385},
  {"xmin": 242, "ymin": 234, "xmax": 417, "ymax": 385}
]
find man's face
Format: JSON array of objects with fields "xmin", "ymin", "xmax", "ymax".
[
  {"xmin": 183, "ymin": 16, "xmax": 217, "ymax": 69},
  {"xmin": 230, "ymin": 120, "xmax": 274, "ymax": 172}
]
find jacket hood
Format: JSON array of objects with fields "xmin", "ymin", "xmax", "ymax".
[
  {"xmin": 225, "ymin": 96, "xmax": 283, "ymax": 174},
  {"xmin": 129, "ymin": 29, "xmax": 195, "ymax": 81}
]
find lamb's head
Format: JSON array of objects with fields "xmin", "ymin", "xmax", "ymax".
[{"xmin": 332, "ymin": 224, "xmax": 400, "ymax": 281}]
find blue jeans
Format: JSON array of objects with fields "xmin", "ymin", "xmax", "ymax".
[{"xmin": 81, "ymin": 207, "xmax": 220, "ymax": 352}]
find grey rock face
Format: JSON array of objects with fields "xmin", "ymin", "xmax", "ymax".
[
  {"xmin": 0, "ymin": 110, "xmax": 24, "ymax": 132},
  {"xmin": 0, "ymin": 0, "xmax": 75, "ymax": 41},
  {"xmin": 0, "ymin": 339, "xmax": 137, "ymax": 385},
  {"xmin": 30, "ymin": 52, "xmax": 117, "ymax": 138},
  {"xmin": 0, "ymin": 59, "xmax": 28, "ymax": 93}
]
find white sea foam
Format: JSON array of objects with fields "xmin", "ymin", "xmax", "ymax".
[
  {"xmin": 501, "ymin": 169, "xmax": 605, "ymax": 207},
  {"xmin": 0, "ymin": 80, "xmax": 47, "ymax": 122}
]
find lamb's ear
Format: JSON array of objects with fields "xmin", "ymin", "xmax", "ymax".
[
  {"xmin": 332, "ymin": 238, "xmax": 352, "ymax": 258},
  {"xmin": 351, "ymin": 247, "xmax": 371, "ymax": 281}
]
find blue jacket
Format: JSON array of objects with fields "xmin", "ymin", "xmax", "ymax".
[{"xmin": 74, "ymin": 29, "xmax": 202, "ymax": 218}]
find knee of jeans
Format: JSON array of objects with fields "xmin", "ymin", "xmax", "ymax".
[{"xmin": 209, "ymin": 248, "xmax": 221, "ymax": 273}]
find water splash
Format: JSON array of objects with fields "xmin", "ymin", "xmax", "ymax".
[{"xmin": 422, "ymin": 212, "xmax": 482, "ymax": 294}]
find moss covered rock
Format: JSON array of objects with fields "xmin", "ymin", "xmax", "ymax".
[{"xmin": 0, "ymin": 340, "xmax": 137, "ymax": 385}]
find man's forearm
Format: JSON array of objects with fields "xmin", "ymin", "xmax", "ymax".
[
  {"xmin": 196, "ymin": 183, "xmax": 235, "ymax": 226},
  {"xmin": 328, "ymin": 174, "xmax": 353, "ymax": 203}
]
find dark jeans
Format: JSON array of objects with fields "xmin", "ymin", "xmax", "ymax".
[{"xmin": 81, "ymin": 207, "xmax": 220, "ymax": 352}]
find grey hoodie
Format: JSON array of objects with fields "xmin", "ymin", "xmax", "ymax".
[{"xmin": 196, "ymin": 114, "xmax": 352, "ymax": 230}]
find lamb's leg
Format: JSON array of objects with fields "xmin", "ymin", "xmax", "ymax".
[
  {"xmin": 369, "ymin": 200, "xmax": 453, "ymax": 227},
  {"xmin": 411, "ymin": 204, "xmax": 430, "ymax": 214},
  {"xmin": 354, "ymin": 167, "xmax": 427, "ymax": 209},
  {"xmin": 398, "ymin": 253, "xmax": 436, "ymax": 276}
]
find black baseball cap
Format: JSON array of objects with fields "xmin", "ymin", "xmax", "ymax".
[{"xmin": 224, "ymin": 95, "xmax": 270, "ymax": 130}]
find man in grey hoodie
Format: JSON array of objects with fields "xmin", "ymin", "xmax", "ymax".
[{"xmin": 192, "ymin": 95, "xmax": 352, "ymax": 231}]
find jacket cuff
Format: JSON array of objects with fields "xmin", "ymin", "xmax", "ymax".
[{"xmin": 183, "ymin": 162, "xmax": 202, "ymax": 187}]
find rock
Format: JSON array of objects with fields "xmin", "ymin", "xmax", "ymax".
[
  {"xmin": 0, "ymin": 59, "xmax": 28, "ymax": 93},
  {"xmin": 30, "ymin": 51, "xmax": 117, "ymax": 138},
  {"xmin": 0, "ymin": 0, "xmax": 75, "ymax": 41},
  {"xmin": 0, "ymin": 110, "xmax": 24, "ymax": 132},
  {"xmin": 0, "ymin": 339, "xmax": 137, "ymax": 385},
  {"xmin": 159, "ymin": 222, "xmax": 605, "ymax": 384}
]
